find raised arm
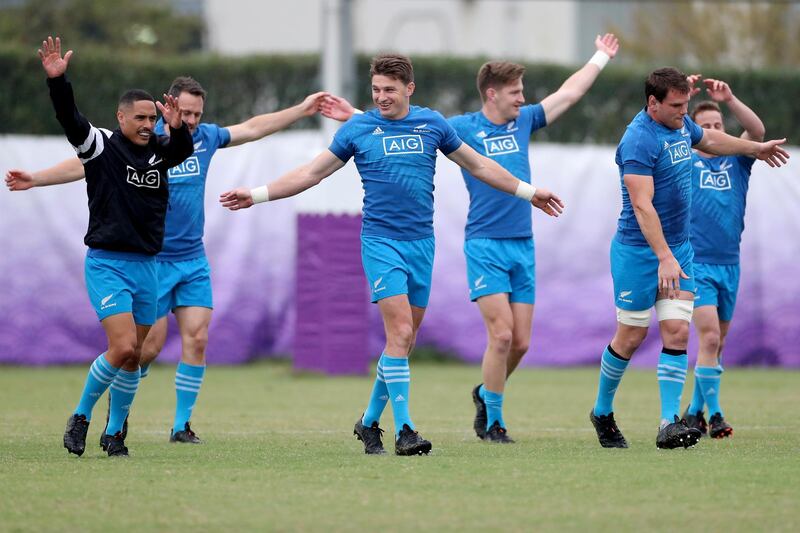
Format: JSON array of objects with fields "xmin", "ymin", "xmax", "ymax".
[
  {"xmin": 225, "ymin": 92, "xmax": 329, "ymax": 147},
  {"xmin": 539, "ymin": 33, "xmax": 619, "ymax": 124},
  {"xmin": 446, "ymin": 144, "xmax": 564, "ymax": 217},
  {"xmin": 219, "ymin": 150, "xmax": 346, "ymax": 210},
  {"xmin": 6, "ymin": 158, "xmax": 85, "ymax": 191},
  {"xmin": 624, "ymin": 174, "xmax": 686, "ymax": 299},
  {"xmin": 694, "ymin": 129, "xmax": 788, "ymax": 167},
  {"xmin": 703, "ymin": 78, "xmax": 765, "ymax": 142}
]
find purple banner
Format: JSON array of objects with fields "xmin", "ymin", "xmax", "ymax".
[{"xmin": 1, "ymin": 134, "xmax": 798, "ymax": 367}]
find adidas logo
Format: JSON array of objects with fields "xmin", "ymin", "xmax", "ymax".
[
  {"xmin": 379, "ymin": 395, "xmax": 389, "ymax": 401},
  {"xmin": 694, "ymin": 160, "xmax": 705, "ymax": 168},
  {"xmin": 394, "ymin": 394, "xmax": 406, "ymax": 402},
  {"xmin": 706, "ymin": 387, "xmax": 717, "ymax": 395},
  {"xmin": 476, "ymin": 130, "xmax": 487, "ymax": 138},
  {"xmin": 372, "ymin": 126, "xmax": 384, "ymax": 135}
]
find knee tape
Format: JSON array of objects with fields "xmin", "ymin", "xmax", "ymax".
[
  {"xmin": 655, "ymin": 298, "xmax": 694, "ymax": 322},
  {"xmin": 616, "ymin": 307, "xmax": 652, "ymax": 327}
]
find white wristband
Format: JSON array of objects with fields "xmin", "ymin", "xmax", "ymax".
[
  {"xmin": 588, "ymin": 51, "xmax": 610, "ymax": 70},
  {"xmin": 352, "ymin": 108, "xmax": 364, "ymax": 115},
  {"xmin": 514, "ymin": 181, "xmax": 537, "ymax": 202},
  {"xmin": 251, "ymin": 185, "xmax": 269, "ymax": 204}
]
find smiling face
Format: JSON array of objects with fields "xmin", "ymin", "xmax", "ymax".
[
  {"xmin": 648, "ymin": 88, "xmax": 690, "ymax": 130},
  {"xmin": 117, "ymin": 99, "xmax": 158, "ymax": 146},
  {"xmin": 487, "ymin": 77, "xmax": 525, "ymax": 122},
  {"xmin": 371, "ymin": 74, "xmax": 414, "ymax": 120}
]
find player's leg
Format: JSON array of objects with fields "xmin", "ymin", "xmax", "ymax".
[
  {"xmin": 684, "ymin": 304, "xmax": 720, "ymax": 436},
  {"xmin": 506, "ymin": 237, "xmax": 536, "ymax": 377},
  {"xmin": 507, "ymin": 303, "xmax": 534, "ymax": 377},
  {"xmin": 474, "ymin": 294, "xmax": 515, "ymax": 442},
  {"xmin": 170, "ymin": 305, "xmax": 212, "ymax": 443},
  {"xmin": 706, "ymin": 264, "xmax": 739, "ymax": 438}
]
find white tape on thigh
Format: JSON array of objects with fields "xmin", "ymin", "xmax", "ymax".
[
  {"xmin": 616, "ymin": 307, "xmax": 652, "ymax": 327},
  {"xmin": 655, "ymin": 298, "xmax": 694, "ymax": 322}
]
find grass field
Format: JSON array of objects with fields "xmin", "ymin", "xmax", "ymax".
[{"xmin": 1, "ymin": 361, "xmax": 798, "ymax": 532}]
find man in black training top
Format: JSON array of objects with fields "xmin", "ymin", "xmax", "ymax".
[{"xmin": 38, "ymin": 36, "xmax": 193, "ymax": 457}]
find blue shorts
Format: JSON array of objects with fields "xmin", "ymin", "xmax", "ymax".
[
  {"xmin": 84, "ymin": 249, "xmax": 158, "ymax": 325},
  {"xmin": 156, "ymin": 256, "xmax": 213, "ymax": 318},
  {"xmin": 361, "ymin": 235, "xmax": 434, "ymax": 308},
  {"xmin": 693, "ymin": 262, "xmax": 740, "ymax": 322},
  {"xmin": 464, "ymin": 237, "xmax": 535, "ymax": 304},
  {"xmin": 610, "ymin": 239, "xmax": 695, "ymax": 311}
]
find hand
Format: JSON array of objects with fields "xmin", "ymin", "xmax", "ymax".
[
  {"xmin": 703, "ymin": 78, "xmax": 733, "ymax": 103},
  {"xmin": 530, "ymin": 187, "xmax": 565, "ymax": 217},
  {"xmin": 657, "ymin": 255, "xmax": 689, "ymax": 300},
  {"xmin": 298, "ymin": 91, "xmax": 330, "ymax": 117},
  {"xmin": 595, "ymin": 33, "xmax": 619, "ymax": 59},
  {"xmin": 156, "ymin": 93, "xmax": 182, "ymax": 130},
  {"xmin": 755, "ymin": 138, "xmax": 790, "ymax": 168},
  {"xmin": 5, "ymin": 169, "xmax": 35, "ymax": 191},
  {"xmin": 38, "ymin": 36, "xmax": 73, "ymax": 78},
  {"xmin": 219, "ymin": 187, "xmax": 255, "ymax": 211},
  {"xmin": 320, "ymin": 95, "xmax": 356, "ymax": 122},
  {"xmin": 686, "ymin": 74, "xmax": 703, "ymax": 98}
]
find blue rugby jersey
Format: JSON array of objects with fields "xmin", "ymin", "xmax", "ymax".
[
  {"xmin": 689, "ymin": 153, "xmax": 754, "ymax": 264},
  {"xmin": 614, "ymin": 109, "xmax": 704, "ymax": 246},
  {"xmin": 448, "ymin": 104, "xmax": 547, "ymax": 240},
  {"xmin": 154, "ymin": 119, "xmax": 231, "ymax": 260},
  {"xmin": 328, "ymin": 106, "xmax": 463, "ymax": 240}
]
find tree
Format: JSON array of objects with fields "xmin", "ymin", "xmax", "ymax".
[{"xmin": 0, "ymin": 0, "xmax": 205, "ymax": 54}]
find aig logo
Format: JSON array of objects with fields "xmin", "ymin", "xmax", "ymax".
[
  {"xmin": 383, "ymin": 135, "xmax": 423, "ymax": 155},
  {"xmin": 483, "ymin": 134, "xmax": 519, "ymax": 156},
  {"xmin": 126, "ymin": 165, "xmax": 161, "ymax": 189},
  {"xmin": 667, "ymin": 140, "xmax": 691, "ymax": 164},
  {"xmin": 699, "ymin": 169, "xmax": 731, "ymax": 191},
  {"xmin": 168, "ymin": 156, "xmax": 200, "ymax": 179}
]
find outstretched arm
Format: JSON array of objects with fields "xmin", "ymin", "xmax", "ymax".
[
  {"xmin": 539, "ymin": 33, "xmax": 619, "ymax": 124},
  {"xmin": 446, "ymin": 144, "xmax": 564, "ymax": 217},
  {"xmin": 320, "ymin": 95, "xmax": 361, "ymax": 122},
  {"xmin": 625, "ymin": 174, "xmax": 687, "ymax": 300},
  {"xmin": 703, "ymin": 78, "xmax": 765, "ymax": 142},
  {"xmin": 226, "ymin": 92, "xmax": 329, "ymax": 147},
  {"xmin": 694, "ymin": 129, "xmax": 788, "ymax": 167},
  {"xmin": 219, "ymin": 150, "xmax": 346, "ymax": 210},
  {"xmin": 6, "ymin": 158, "xmax": 85, "ymax": 190}
]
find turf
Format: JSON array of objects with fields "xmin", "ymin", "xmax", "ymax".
[{"xmin": 0, "ymin": 362, "xmax": 798, "ymax": 532}]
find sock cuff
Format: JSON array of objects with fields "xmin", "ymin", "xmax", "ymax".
[
  {"xmin": 94, "ymin": 353, "xmax": 118, "ymax": 373},
  {"xmin": 602, "ymin": 347, "xmax": 630, "ymax": 368},
  {"xmin": 661, "ymin": 347, "xmax": 687, "ymax": 356},
  {"xmin": 139, "ymin": 363, "xmax": 151, "ymax": 378},
  {"xmin": 606, "ymin": 344, "xmax": 628, "ymax": 361},
  {"xmin": 483, "ymin": 390, "xmax": 504, "ymax": 402},
  {"xmin": 382, "ymin": 355, "xmax": 409, "ymax": 368},
  {"xmin": 116, "ymin": 367, "xmax": 141, "ymax": 380},
  {"xmin": 177, "ymin": 361, "xmax": 206, "ymax": 378},
  {"xmin": 695, "ymin": 365, "xmax": 723, "ymax": 377}
]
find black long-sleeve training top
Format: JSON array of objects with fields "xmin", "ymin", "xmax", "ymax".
[{"xmin": 47, "ymin": 74, "xmax": 193, "ymax": 255}]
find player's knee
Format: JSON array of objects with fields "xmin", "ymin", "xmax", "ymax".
[
  {"xmin": 109, "ymin": 337, "xmax": 137, "ymax": 363},
  {"xmin": 511, "ymin": 339, "xmax": 529, "ymax": 357},
  {"xmin": 699, "ymin": 330, "xmax": 721, "ymax": 354},
  {"xmin": 184, "ymin": 327, "xmax": 209, "ymax": 356},
  {"xmin": 488, "ymin": 326, "xmax": 513, "ymax": 353},
  {"xmin": 388, "ymin": 322, "xmax": 415, "ymax": 351}
]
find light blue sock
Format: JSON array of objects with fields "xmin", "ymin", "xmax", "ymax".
[
  {"xmin": 107, "ymin": 367, "xmax": 141, "ymax": 435},
  {"xmin": 657, "ymin": 349, "xmax": 688, "ymax": 424},
  {"xmin": 362, "ymin": 354, "xmax": 389, "ymax": 427},
  {"xmin": 382, "ymin": 355, "xmax": 413, "ymax": 436},
  {"xmin": 74, "ymin": 353, "xmax": 119, "ymax": 420},
  {"xmin": 483, "ymin": 389, "xmax": 505, "ymax": 430},
  {"xmin": 696, "ymin": 365, "xmax": 724, "ymax": 417},
  {"xmin": 174, "ymin": 362, "xmax": 206, "ymax": 433},
  {"xmin": 687, "ymin": 369, "xmax": 705, "ymax": 414},
  {"xmin": 139, "ymin": 363, "xmax": 151, "ymax": 379},
  {"xmin": 593, "ymin": 346, "xmax": 629, "ymax": 416}
]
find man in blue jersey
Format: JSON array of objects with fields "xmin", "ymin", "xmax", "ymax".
[
  {"xmin": 448, "ymin": 34, "xmax": 618, "ymax": 443},
  {"xmin": 220, "ymin": 54, "xmax": 564, "ymax": 456},
  {"xmin": 588, "ymin": 67, "xmax": 787, "ymax": 450},
  {"xmin": 29, "ymin": 36, "xmax": 193, "ymax": 457},
  {"xmin": 7, "ymin": 76, "xmax": 328, "ymax": 445},
  {"xmin": 681, "ymin": 77, "xmax": 765, "ymax": 440}
]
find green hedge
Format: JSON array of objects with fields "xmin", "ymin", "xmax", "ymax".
[{"xmin": 2, "ymin": 46, "xmax": 798, "ymax": 143}]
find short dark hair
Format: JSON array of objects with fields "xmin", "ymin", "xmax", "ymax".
[
  {"xmin": 370, "ymin": 54, "xmax": 414, "ymax": 84},
  {"xmin": 118, "ymin": 89, "xmax": 155, "ymax": 108},
  {"xmin": 645, "ymin": 67, "xmax": 690, "ymax": 103},
  {"xmin": 168, "ymin": 76, "xmax": 207, "ymax": 100},
  {"xmin": 477, "ymin": 61, "xmax": 526, "ymax": 101},
  {"xmin": 691, "ymin": 100, "xmax": 722, "ymax": 121}
]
